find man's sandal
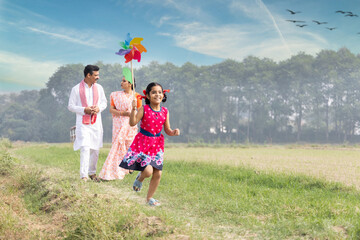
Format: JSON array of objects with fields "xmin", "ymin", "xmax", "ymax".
[
  {"xmin": 147, "ymin": 198, "xmax": 161, "ymax": 206},
  {"xmin": 133, "ymin": 172, "xmax": 142, "ymax": 192},
  {"xmin": 89, "ymin": 174, "xmax": 101, "ymax": 183}
]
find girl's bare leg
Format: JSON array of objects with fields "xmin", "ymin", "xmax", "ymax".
[
  {"xmin": 124, "ymin": 140, "xmax": 133, "ymax": 174},
  {"xmin": 146, "ymin": 168, "xmax": 162, "ymax": 202},
  {"xmin": 138, "ymin": 165, "xmax": 153, "ymax": 181}
]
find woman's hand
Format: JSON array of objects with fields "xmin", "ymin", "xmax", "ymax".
[
  {"xmin": 122, "ymin": 111, "xmax": 131, "ymax": 117},
  {"xmin": 113, "ymin": 110, "xmax": 121, "ymax": 117}
]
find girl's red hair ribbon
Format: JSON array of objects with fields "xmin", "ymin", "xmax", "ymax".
[{"xmin": 136, "ymin": 90, "xmax": 147, "ymax": 100}]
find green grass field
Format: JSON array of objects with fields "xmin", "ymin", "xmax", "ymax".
[{"xmin": 1, "ymin": 141, "xmax": 360, "ymax": 239}]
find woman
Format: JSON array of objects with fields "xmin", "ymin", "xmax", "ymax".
[{"xmin": 99, "ymin": 74, "xmax": 141, "ymax": 180}]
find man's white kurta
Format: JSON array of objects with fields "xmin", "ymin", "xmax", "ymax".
[{"xmin": 68, "ymin": 82, "xmax": 107, "ymax": 151}]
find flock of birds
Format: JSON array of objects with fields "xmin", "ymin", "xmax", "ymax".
[{"xmin": 286, "ymin": 9, "xmax": 359, "ymax": 33}]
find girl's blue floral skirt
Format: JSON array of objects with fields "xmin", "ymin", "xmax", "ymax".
[{"xmin": 119, "ymin": 147, "xmax": 164, "ymax": 171}]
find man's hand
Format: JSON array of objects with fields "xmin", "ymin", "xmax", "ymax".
[
  {"xmin": 90, "ymin": 106, "xmax": 100, "ymax": 115},
  {"xmin": 84, "ymin": 106, "xmax": 92, "ymax": 114}
]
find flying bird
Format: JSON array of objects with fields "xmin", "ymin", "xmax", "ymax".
[
  {"xmin": 286, "ymin": 19, "xmax": 305, "ymax": 23},
  {"xmin": 345, "ymin": 13, "xmax": 358, "ymax": 17},
  {"xmin": 326, "ymin": 27, "xmax": 336, "ymax": 30},
  {"xmin": 286, "ymin": 9, "xmax": 301, "ymax": 14},
  {"xmin": 296, "ymin": 24, "xmax": 307, "ymax": 27},
  {"xmin": 335, "ymin": 10, "xmax": 346, "ymax": 14},
  {"xmin": 312, "ymin": 20, "xmax": 328, "ymax": 25}
]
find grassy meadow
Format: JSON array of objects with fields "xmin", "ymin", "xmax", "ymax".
[{"xmin": 1, "ymin": 140, "xmax": 360, "ymax": 239}]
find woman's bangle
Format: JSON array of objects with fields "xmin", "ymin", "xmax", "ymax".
[{"xmin": 132, "ymin": 107, "xmax": 136, "ymax": 111}]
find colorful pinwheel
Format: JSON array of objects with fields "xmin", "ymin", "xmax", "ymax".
[{"xmin": 115, "ymin": 33, "xmax": 147, "ymax": 63}]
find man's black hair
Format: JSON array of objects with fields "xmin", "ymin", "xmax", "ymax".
[{"xmin": 84, "ymin": 65, "xmax": 100, "ymax": 77}]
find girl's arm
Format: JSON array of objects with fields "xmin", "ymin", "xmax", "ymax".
[
  {"xmin": 129, "ymin": 100, "xmax": 144, "ymax": 126},
  {"xmin": 164, "ymin": 112, "xmax": 180, "ymax": 136}
]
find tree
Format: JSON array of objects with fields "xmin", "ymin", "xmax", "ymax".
[
  {"xmin": 0, "ymin": 91, "xmax": 44, "ymax": 141},
  {"xmin": 3, "ymin": 48, "xmax": 360, "ymax": 143},
  {"xmin": 281, "ymin": 53, "xmax": 314, "ymax": 142}
]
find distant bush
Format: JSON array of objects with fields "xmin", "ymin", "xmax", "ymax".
[
  {"xmin": 0, "ymin": 138, "xmax": 12, "ymax": 150},
  {"xmin": 0, "ymin": 151, "xmax": 15, "ymax": 175}
]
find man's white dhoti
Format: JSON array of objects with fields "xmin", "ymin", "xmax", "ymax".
[{"xmin": 80, "ymin": 147, "xmax": 99, "ymax": 178}]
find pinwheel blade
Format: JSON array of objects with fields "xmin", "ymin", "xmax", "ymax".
[
  {"xmin": 130, "ymin": 37, "xmax": 144, "ymax": 45},
  {"xmin": 124, "ymin": 48, "xmax": 135, "ymax": 63},
  {"xmin": 122, "ymin": 67, "xmax": 132, "ymax": 84},
  {"xmin": 125, "ymin": 33, "xmax": 132, "ymax": 46},
  {"xmin": 115, "ymin": 48, "xmax": 132, "ymax": 56},
  {"xmin": 132, "ymin": 43, "xmax": 147, "ymax": 53},
  {"xmin": 119, "ymin": 41, "xmax": 130, "ymax": 49},
  {"xmin": 133, "ymin": 49, "xmax": 141, "ymax": 62}
]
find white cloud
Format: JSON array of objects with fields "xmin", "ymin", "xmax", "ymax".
[
  {"xmin": 1, "ymin": 1, "xmax": 115, "ymax": 49},
  {"xmin": 255, "ymin": 0, "xmax": 292, "ymax": 55},
  {"xmin": 158, "ymin": 32, "xmax": 172, "ymax": 37},
  {"xmin": 147, "ymin": 0, "xmax": 212, "ymax": 28},
  {"xmin": 155, "ymin": 0, "xmax": 330, "ymax": 62},
  {"xmin": 0, "ymin": 1, "xmax": 50, "ymax": 21},
  {"xmin": 165, "ymin": 21, "xmax": 328, "ymax": 62},
  {"xmin": 0, "ymin": 51, "xmax": 61, "ymax": 88},
  {"xmin": 157, "ymin": 16, "xmax": 173, "ymax": 27},
  {"xmin": 230, "ymin": 1, "xmax": 257, "ymax": 19},
  {"xmin": 162, "ymin": 0, "xmax": 205, "ymax": 18},
  {"xmin": 26, "ymin": 26, "xmax": 112, "ymax": 49}
]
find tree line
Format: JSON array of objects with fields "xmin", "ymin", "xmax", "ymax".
[{"xmin": 2, "ymin": 48, "xmax": 360, "ymax": 144}]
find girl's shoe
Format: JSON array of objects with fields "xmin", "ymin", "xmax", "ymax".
[
  {"xmin": 133, "ymin": 172, "xmax": 142, "ymax": 192},
  {"xmin": 147, "ymin": 198, "xmax": 161, "ymax": 206}
]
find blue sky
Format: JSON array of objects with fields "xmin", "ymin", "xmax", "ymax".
[{"xmin": 1, "ymin": 0, "xmax": 360, "ymax": 93}]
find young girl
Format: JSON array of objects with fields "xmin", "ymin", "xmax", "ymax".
[{"xmin": 119, "ymin": 82, "xmax": 180, "ymax": 206}]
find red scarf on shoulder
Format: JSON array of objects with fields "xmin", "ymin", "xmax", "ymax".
[{"xmin": 79, "ymin": 79, "xmax": 98, "ymax": 125}]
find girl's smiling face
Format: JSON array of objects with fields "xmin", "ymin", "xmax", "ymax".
[{"xmin": 147, "ymin": 85, "xmax": 163, "ymax": 104}]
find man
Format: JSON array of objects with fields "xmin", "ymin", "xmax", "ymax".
[{"xmin": 68, "ymin": 65, "xmax": 107, "ymax": 182}]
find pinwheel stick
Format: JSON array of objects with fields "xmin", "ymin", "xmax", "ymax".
[{"xmin": 131, "ymin": 60, "xmax": 135, "ymax": 98}]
